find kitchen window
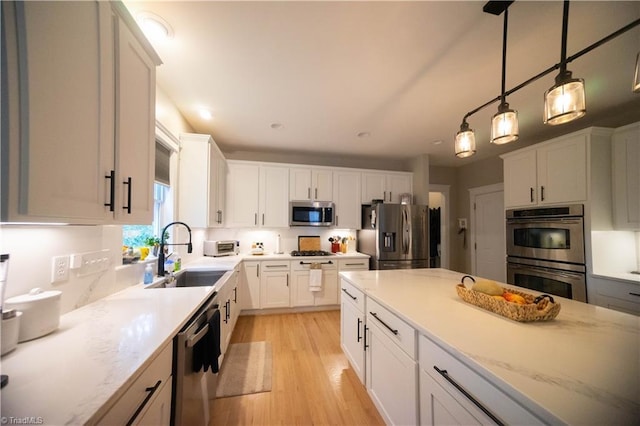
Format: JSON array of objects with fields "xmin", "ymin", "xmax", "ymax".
[{"xmin": 122, "ymin": 141, "xmax": 174, "ymax": 248}]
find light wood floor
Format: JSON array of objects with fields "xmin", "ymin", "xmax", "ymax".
[{"xmin": 209, "ymin": 310, "xmax": 385, "ymax": 426}]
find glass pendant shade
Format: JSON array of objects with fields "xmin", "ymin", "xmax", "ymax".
[
  {"xmin": 633, "ymin": 52, "xmax": 640, "ymax": 93},
  {"xmin": 544, "ymin": 70, "xmax": 586, "ymax": 125},
  {"xmin": 490, "ymin": 104, "xmax": 519, "ymax": 145},
  {"xmin": 454, "ymin": 122, "xmax": 476, "ymax": 158}
]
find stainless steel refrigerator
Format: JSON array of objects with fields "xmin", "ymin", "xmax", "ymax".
[{"xmin": 358, "ymin": 203, "xmax": 429, "ymax": 270}]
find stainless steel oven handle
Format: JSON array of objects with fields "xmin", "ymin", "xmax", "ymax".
[
  {"xmin": 186, "ymin": 323, "xmax": 209, "ymax": 348},
  {"xmin": 509, "ymin": 262, "xmax": 583, "ymax": 279},
  {"xmin": 507, "ymin": 218, "xmax": 582, "ymax": 225}
]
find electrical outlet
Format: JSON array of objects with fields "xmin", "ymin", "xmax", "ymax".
[{"xmin": 51, "ymin": 255, "xmax": 70, "ymax": 283}]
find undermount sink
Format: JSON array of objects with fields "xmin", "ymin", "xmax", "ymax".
[{"xmin": 147, "ymin": 270, "xmax": 226, "ymax": 289}]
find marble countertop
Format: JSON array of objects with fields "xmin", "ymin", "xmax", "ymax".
[
  {"xmin": 339, "ymin": 268, "xmax": 640, "ymax": 425},
  {"xmin": 0, "ymin": 273, "xmax": 229, "ymax": 425}
]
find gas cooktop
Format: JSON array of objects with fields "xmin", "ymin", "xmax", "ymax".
[{"xmin": 290, "ymin": 250, "xmax": 334, "ymax": 257}]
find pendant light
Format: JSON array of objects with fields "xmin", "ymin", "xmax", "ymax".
[
  {"xmin": 491, "ymin": 7, "xmax": 519, "ymax": 144},
  {"xmin": 544, "ymin": 0, "xmax": 586, "ymax": 125},
  {"xmin": 454, "ymin": 119, "xmax": 476, "ymax": 158},
  {"xmin": 633, "ymin": 52, "xmax": 640, "ymax": 93}
]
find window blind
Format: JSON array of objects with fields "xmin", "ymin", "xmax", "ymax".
[{"xmin": 155, "ymin": 141, "xmax": 171, "ymax": 185}]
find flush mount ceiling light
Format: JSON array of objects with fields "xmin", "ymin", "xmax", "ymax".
[
  {"xmin": 137, "ymin": 12, "xmax": 174, "ymax": 42},
  {"xmin": 633, "ymin": 52, "xmax": 640, "ymax": 93},
  {"xmin": 490, "ymin": 5, "xmax": 519, "ymax": 145},
  {"xmin": 543, "ymin": 0, "xmax": 585, "ymax": 125},
  {"xmin": 198, "ymin": 109, "xmax": 212, "ymax": 120},
  {"xmin": 452, "ymin": 1, "xmax": 639, "ymax": 159}
]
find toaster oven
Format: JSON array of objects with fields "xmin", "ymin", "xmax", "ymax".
[{"xmin": 204, "ymin": 240, "xmax": 238, "ymax": 257}]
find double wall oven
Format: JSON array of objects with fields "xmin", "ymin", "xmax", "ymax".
[{"xmin": 506, "ymin": 204, "xmax": 587, "ymax": 302}]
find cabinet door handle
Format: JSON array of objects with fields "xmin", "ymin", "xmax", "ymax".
[
  {"xmin": 629, "ymin": 292, "xmax": 640, "ymax": 297},
  {"xmin": 254, "ymin": 213, "xmax": 258, "ymax": 225},
  {"xmin": 257, "ymin": 265, "xmax": 260, "ymax": 277},
  {"xmin": 369, "ymin": 312, "xmax": 398, "ymax": 335},
  {"xmin": 433, "ymin": 366, "xmax": 505, "ymax": 426},
  {"xmin": 530, "ymin": 187, "xmax": 534, "ymax": 203},
  {"xmin": 357, "ymin": 317, "xmax": 362, "ymax": 342},
  {"xmin": 126, "ymin": 379, "xmax": 162, "ymax": 426},
  {"xmin": 341, "ymin": 287, "xmax": 357, "ymax": 301},
  {"xmin": 315, "ymin": 187, "xmax": 318, "ymax": 199},
  {"xmin": 363, "ymin": 324, "xmax": 369, "ymax": 350},
  {"xmin": 104, "ymin": 170, "xmax": 115, "ymax": 212},
  {"xmin": 226, "ymin": 300, "xmax": 231, "ymax": 321},
  {"xmin": 224, "ymin": 300, "xmax": 229, "ymax": 323},
  {"xmin": 262, "ymin": 213, "xmax": 265, "ymax": 225},
  {"xmin": 286, "ymin": 273, "xmax": 289, "ymax": 287},
  {"xmin": 307, "ymin": 187, "xmax": 311, "ymax": 199},
  {"xmin": 336, "ymin": 215, "xmax": 339, "ymax": 227},
  {"xmin": 217, "ymin": 210, "xmax": 222, "ymax": 224},
  {"xmin": 389, "ymin": 191, "xmax": 392, "ymax": 202},
  {"xmin": 233, "ymin": 287, "xmax": 237, "ymax": 303},
  {"xmin": 383, "ymin": 191, "xmax": 387, "ymax": 201},
  {"xmin": 122, "ymin": 177, "xmax": 132, "ymax": 214},
  {"xmin": 540, "ymin": 185, "xmax": 545, "ymax": 201}
]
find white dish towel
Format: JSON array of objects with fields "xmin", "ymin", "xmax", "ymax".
[{"xmin": 309, "ymin": 263, "xmax": 323, "ymax": 292}]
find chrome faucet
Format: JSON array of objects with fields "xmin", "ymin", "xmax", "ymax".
[{"xmin": 157, "ymin": 221, "xmax": 193, "ymax": 277}]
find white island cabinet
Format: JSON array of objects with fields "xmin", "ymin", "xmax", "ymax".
[
  {"xmin": 1, "ymin": 1, "xmax": 161, "ymax": 224},
  {"xmin": 339, "ymin": 268, "xmax": 639, "ymax": 425}
]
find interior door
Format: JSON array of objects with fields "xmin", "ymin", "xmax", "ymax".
[{"xmin": 472, "ymin": 188, "xmax": 505, "ymax": 282}]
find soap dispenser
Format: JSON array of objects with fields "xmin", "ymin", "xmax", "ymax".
[{"xmin": 143, "ymin": 264, "xmax": 153, "ymax": 284}]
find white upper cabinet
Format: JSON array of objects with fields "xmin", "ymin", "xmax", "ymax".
[
  {"xmin": 178, "ymin": 134, "xmax": 227, "ymax": 228},
  {"xmin": 612, "ymin": 122, "xmax": 640, "ymax": 230},
  {"xmin": 226, "ymin": 162, "xmax": 260, "ymax": 227},
  {"xmin": 333, "ymin": 171, "xmax": 361, "ymax": 229},
  {"xmin": 503, "ymin": 131, "xmax": 592, "ymax": 208},
  {"xmin": 361, "ymin": 171, "xmax": 412, "ymax": 204},
  {"xmin": 289, "ymin": 167, "xmax": 333, "ymax": 201},
  {"xmin": 0, "ymin": 1, "xmax": 160, "ymax": 224},
  {"xmin": 259, "ymin": 165, "xmax": 290, "ymax": 227},
  {"xmin": 226, "ymin": 161, "xmax": 289, "ymax": 228}
]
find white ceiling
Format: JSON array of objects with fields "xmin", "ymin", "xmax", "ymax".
[{"xmin": 124, "ymin": 1, "xmax": 640, "ymax": 167}]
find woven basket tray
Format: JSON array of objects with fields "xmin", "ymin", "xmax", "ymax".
[{"xmin": 456, "ymin": 283, "xmax": 561, "ymax": 322}]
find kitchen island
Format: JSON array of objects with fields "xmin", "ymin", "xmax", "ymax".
[{"xmin": 339, "ymin": 268, "xmax": 639, "ymax": 425}]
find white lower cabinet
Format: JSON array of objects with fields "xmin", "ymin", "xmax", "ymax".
[
  {"xmin": 240, "ymin": 261, "xmax": 261, "ymax": 310},
  {"xmin": 291, "ymin": 260, "xmax": 338, "ymax": 306},
  {"xmin": 419, "ymin": 334, "xmax": 544, "ymax": 426},
  {"xmin": 97, "ymin": 342, "xmax": 172, "ymax": 426},
  {"xmin": 592, "ymin": 276, "xmax": 640, "ymax": 315},
  {"xmin": 219, "ymin": 267, "xmax": 240, "ymax": 357},
  {"xmin": 260, "ymin": 261, "xmax": 291, "ymax": 308},
  {"xmin": 366, "ymin": 298, "xmax": 418, "ymax": 426},
  {"xmin": 340, "ymin": 279, "xmax": 366, "ymax": 383}
]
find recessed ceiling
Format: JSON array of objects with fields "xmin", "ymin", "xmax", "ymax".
[{"xmin": 124, "ymin": 1, "xmax": 640, "ymax": 167}]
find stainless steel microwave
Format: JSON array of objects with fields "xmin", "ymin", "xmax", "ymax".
[{"xmin": 290, "ymin": 201, "xmax": 335, "ymax": 227}]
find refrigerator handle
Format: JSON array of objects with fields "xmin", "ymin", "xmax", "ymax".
[{"xmin": 402, "ymin": 209, "xmax": 410, "ymax": 254}]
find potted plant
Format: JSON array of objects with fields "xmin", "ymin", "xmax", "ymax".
[{"xmin": 144, "ymin": 232, "xmax": 169, "ymax": 256}]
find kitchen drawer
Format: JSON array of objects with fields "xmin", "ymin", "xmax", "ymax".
[
  {"xmin": 595, "ymin": 278, "xmax": 640, "ymax": 304},
  {"xmin": 260, "ymin": 260, "xmax": 291, "ymax": 271},
  {"xmin": 97, "ymin": 342, "xmax": 172, "ymax": 425},
  {"xmin": 291, "ymin": 258, "xmax": 337, "ymax": 271},
  {"xmin": 338, "ymin": 258, "xmax": 369, "ymax": 271},
  {"xmin": 419, "ymin": 334, "xmax": 543, "ymax": 426},
  {"xmin": 340, "ymin": 279, "xmax": 364, "ymax": 312},
  {"xmin": 367, "ymin": 297, "xmax": 416, "ymax": 360}
]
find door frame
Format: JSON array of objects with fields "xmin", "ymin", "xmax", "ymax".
[
  {"xmin": 469, "ymin": 183, "xmax": 504, "ymax": 278},
  {"xmin": 429, "ymin": 184, "xmax": 450, "ymax": 269}
]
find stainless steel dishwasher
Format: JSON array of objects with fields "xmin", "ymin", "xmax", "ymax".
[{"xmin": 172, "ymin": 291, "xmax": 220, "ymax": 426}]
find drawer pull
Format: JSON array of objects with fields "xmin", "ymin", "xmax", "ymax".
[
  {"xmin": 370, "ymin": 312, "xmax": 398, "ymax": 335},
  {"xmin": 126, "ymin": 379, "xmax": 162, "ymax": 426},
  {"xmin": 341, "ymin": 288, "xmax": 357, "ymax": 301},
  {"xmin": 300, "ymin": 260, "xmax": 333, "ymax": 265},
  {"xmin": 265, "ymin": 264, "xmax": 288, "ymax": 268},
  {"xmin": 345, "ymin": 263, "xmax": 365, "ymax": 266},
  {"xmin": 433, "ymin": 366, "xmax": 504, "ymax": 426},
  {"xmin": 629, "ymin": 292, "xmax": 640, "ymax": 298}
]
